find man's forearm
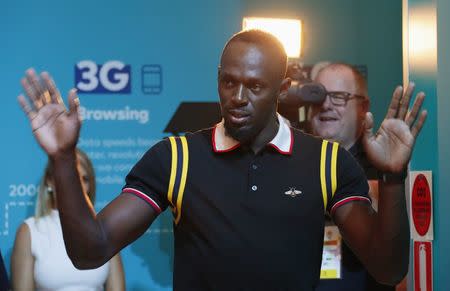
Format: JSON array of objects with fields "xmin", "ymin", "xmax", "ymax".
[
  {"xmin": 367, "ymin": 179, "xmax": 410, "ymax": 284},
  {"xmin": 51, "ymin": 151, "xmax": 110, "ymax": 269}
]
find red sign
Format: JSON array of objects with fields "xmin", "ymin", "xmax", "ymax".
[
  {"xmin": 412, "ymin": 174, "xmax": 432, "ymax": 236},
  {"xmin": 414, "ymin": 241, "xmax": 432, "ymax": 291}
]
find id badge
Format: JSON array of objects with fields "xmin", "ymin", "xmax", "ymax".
[{"xmin": 320, "ymin": 225, "xmax": 342, "ymax": 279}]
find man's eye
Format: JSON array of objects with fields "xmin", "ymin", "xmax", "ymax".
[
  {"xmin": 222, "ymin": 79, "xmax": 235, "ymax": 88},
  {"xmin": 330, "ymin": 93, "xmax": 345, "ymax": 100},
  {"xmin": 250, "ymin": 83, "xmax": 262, "ymax": 91}
]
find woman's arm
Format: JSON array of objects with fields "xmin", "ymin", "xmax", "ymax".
[
  {"xmin": 11, "ymin": 223, "xmax": 35, "ymax": 290},
  {"xmin": 105, "ymin": 253, "xmax": 125, "ymax": 291}
]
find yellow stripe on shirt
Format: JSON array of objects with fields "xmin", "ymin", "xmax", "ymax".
[
  {"xmin": 168, "ymin": 136, "xmax": 178, "ymax": 208},
  {"xmin": 175, "ymin": 136, "xmax": 189, "ymax": 225},
  {"xmin": 331, "ymin": 142, "xmax": 339, "ymax": 198},
  {"xmin": 320, "ymin": 140, "xmax": 328, "ymax": 211}
]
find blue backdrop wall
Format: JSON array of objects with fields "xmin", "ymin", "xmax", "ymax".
[{"xmin": 0, "ymin": 1, "xmax": 402, "ymax": 290}]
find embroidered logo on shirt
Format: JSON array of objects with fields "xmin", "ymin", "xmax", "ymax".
[{"xmin": 285, "ymin": 187, "xmax": 302, "ymax": 197}]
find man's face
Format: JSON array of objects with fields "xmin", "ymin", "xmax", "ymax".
[
  {"xmin": 308, "ymin": 67, "xmax": 367, "ymax": 149},
  {"xmin": 218, "ymin": 41, "xmax": 288, "ymax": 144}
]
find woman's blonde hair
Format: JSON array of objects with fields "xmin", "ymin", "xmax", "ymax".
[{"xmin": 35, "ymin": 149, "xmax": 96, "ymax": 218}]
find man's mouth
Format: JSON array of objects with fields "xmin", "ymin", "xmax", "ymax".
[
  {"xmin": 228, "ymin": 109, "xmax": 250, "ymax": 125},
  {"xmin": 319, "ymin": 116, "xmax": 338, "ymax": 122}
]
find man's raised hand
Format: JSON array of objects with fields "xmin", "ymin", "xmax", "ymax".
[
  {"xmin": 362, "ymin": 83, "xmax": 427, "ymax": 173},
  {"xmin": 18, "ymin": 68, "xmax": 81, "ymax": 157}
]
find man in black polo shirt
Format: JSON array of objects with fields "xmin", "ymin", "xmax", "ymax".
[
  {"xmin": 18, "ymin": 30, "xmax": 426, "ymax": 290},
  {"xmin": 309, "ymin": 63, "xmax": 413, "ymax": 291}
]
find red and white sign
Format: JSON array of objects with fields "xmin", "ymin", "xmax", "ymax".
[
  {"xmin": 409, "ymin": 171, "xmax": 433, "ymax": 240},
  {"xmin": 414, "ymin": 241, "xmax": 433, "ymax": 291}
]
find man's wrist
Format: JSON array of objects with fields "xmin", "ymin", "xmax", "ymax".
[{"xmin": 379, "ymin": 170, "xmax": 408, "ymax": 183}]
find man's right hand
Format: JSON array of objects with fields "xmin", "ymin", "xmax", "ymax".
[{"xmin": 18, "ymin": 68, "xmax": 81, "ymax": 158}]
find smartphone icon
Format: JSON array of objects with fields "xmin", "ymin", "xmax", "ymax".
[{"xmin": 141, "ymin": 65, "xmax": 162, "ymax": 94}]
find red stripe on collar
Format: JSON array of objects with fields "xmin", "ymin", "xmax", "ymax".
[
  {"xmin": 212, "ymin": 125, "xmax": 241, "ymax": 153},
  {"xmin": 268, "ymin": 127, "xmax": 293, "ymax": 155}
]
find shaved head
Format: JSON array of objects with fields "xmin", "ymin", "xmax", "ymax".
[{"xmin": 221, "ymin": 29, "xmax": 288, "ymax": 81}]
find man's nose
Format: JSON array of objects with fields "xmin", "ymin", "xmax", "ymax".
[
  {"xmin": 321, "ymin": 94, "xmax": 333, "ymax": 110},
  {"xmin": 232, "ymin": 84, "xmax": 248, "ymax": 104}
]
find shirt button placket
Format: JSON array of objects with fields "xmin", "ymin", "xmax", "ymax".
[{"xmin": 249, "ymin": 159, "xmax": 260, "ymax": 193}]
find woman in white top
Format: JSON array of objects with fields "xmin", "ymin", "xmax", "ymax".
[{"xmin": 11, "ymin": 149, "xmax": 125, "ymax": 291}]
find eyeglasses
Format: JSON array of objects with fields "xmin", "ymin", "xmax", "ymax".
[{"xmin": 326, "ymin": 91, "xmax": 367, "ymax": 106}]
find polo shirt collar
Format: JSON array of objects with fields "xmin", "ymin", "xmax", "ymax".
[{"xmin": 212, "ymin": 113, "xmax": 293, "ymax": 155}]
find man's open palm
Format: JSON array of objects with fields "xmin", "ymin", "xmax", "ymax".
[
  {"xmin": 18, "ymin": 69, "xmax": 81, "ymax": 157},
  {"xmin": 362, "ymin": 83, "xmax": 427, "ymax": 173}
]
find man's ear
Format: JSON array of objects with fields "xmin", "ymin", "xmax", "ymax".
[
  {"xmin": 362, "ymin": 97, "xmax": 370, "ymax": 112},
  {"xmin": 279, "ymin": 77, "xmax": 292, "ymax": 100},
  {"xmin": 359, "ymin": 97, "xmax": 370, "ymax": 121}
]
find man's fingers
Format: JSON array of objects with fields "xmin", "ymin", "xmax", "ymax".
[
  {"xmin": 21, "ymin": 68, "xmax": 47, "ymax": 110},
  {"xmin": 398, "ymin": 83, "xmax": 415, "ymax": 120},
  {"xmin": 411, "ymin": 110, "xmax": 428, "ymax": 139},
  {"xmin": 25, "ymin": 68, "xmax": 45, "ymax": 102},
  {"xmin": 68, "ymin": 89, "xmax": 80, "ymax": 116},
  {"xmin": 18, "ymin": 94, "xmax": 37, "ymax": 120},
  {"xmin": 20, "ymin": 77, "xmax": 39, "ymax": 107},
  {"xmin": 41, "ymin": 72, "xmax": 63, "ymax": 104},
  {"xmin": 363, "ymin": 112, "xmax": 375, "ymax": 140},
  {"xmin": 41, "ymin": 90, "xmax": 52, "ymax": 104},
  {"xmin": 405, "ymin": 92, "xmax": 426, "ymax": 127},
  {"xmin": 385, "ymin": 86, "xmax": 403, "ymax": 119}
]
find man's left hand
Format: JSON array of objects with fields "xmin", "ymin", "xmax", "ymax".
[{"xmin": 362, "ymin": 83, "xmax": 427, "ymax": 173}]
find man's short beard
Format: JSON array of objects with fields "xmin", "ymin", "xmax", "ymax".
[{"xmin": 224, "ymin": 121, "xmax": 257, "ymax": 145}]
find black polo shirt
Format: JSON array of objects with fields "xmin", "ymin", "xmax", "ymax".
[{"xmin": 124, "ymin": 115, "xmax": 370, "ymax": 291}]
